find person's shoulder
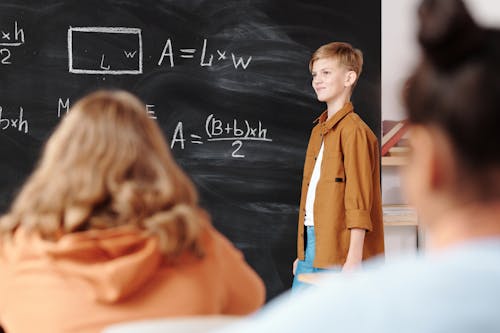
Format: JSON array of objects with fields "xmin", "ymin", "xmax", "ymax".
[
  {"xmin": 339, "ymin": 111, "xmax": 376, "ymax": 138},
  {"xmin": 213, "ymin": 246, "xmax": 500, "ymax": 333},
  {"xmin": 197, "ymin": 214, "xmax": 244, "ymax": 263},
  {"xmin": 223, "ymin": 244, "xmax": 500, "ymax": 333},
  {"xmin": 296, "ymin": 251, "xmax": 490, "ymax": 319},
  {"xmin": 353, "ymin": 242, "xmax": 500, "ymax": 302},
  {"xmin": 308, "ymin": 251, "xmax": 475, "ymax": 308}
]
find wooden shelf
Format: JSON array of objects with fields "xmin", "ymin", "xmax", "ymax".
[
  {"xmin": 382, "ymin": 156, "xmax": 408, "ymax": 166},
  {"xmin": 384, "ymin": 220, "xmax": 418, "ymax": 227},
  {"xmin": 383, "ymin": 204, "xmax": 417, "ymax": 226}
]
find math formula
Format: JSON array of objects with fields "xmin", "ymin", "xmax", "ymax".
[
  {"xmin": 0, "ymin": 21, "xmax": 25, "ymax": 65},
  {"xmin": 171, "ymin": 114, "xmax": 272, "ymax": 158},
  {"xmin": 68, "ymin": 26, "xmax": 252, "ymax": 74}
]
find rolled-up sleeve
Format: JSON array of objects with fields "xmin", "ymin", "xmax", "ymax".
[{"xmin": 343, "ymin": 126, "xmax": 375, "ymax": 231}]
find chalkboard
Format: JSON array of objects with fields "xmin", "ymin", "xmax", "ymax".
[{"xmin": 0, "ymin": 0, "xmax": 381, "ymax": 300}]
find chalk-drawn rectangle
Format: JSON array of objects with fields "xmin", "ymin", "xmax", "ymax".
[{"xmin": 68, "ymin": 27, "xmax": 143, "ymax": 75}]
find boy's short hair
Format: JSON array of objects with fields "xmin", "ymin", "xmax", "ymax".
[{"xmin": 309, "ymin": 42, "xmax": 364, "ymax": 89}]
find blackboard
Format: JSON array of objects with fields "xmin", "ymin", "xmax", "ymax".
[{"xmin": 0, "ymin": 0, "xmax": 381, "ymax": 300}]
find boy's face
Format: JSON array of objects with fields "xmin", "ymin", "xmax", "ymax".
[{"xmin": 311, "ymin": 57, "xmax": 351, "ymax": 104}]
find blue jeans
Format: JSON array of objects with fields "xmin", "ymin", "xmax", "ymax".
[{"xmin": 292, "ymin": 226, "xmax": 334, "ymax": 292}]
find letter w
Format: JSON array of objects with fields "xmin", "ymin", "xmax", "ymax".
[
  {"xmin": 231, "ymin": 54, "xmax": 252, "ymax": 69},
  {"xmin": 124, "ymin": 50, "xmax": 137, "ymax": 58}
]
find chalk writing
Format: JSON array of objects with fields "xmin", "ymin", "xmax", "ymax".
[
  {"xmin": 67, "ymin": 27, "xmax": 252, "ymax": 74},
  {"xmin": 157, "ymin": 38, "xmax": 252, "ymax": 69},
  {"xmin": 145, "ymin": 104, "xmax": 157, "ymax": 119},
  {"xmin": 0, "ymin": 48, "xmax": 11, "ymax": 64},
  {"xmin": 0, "ymin": 106, "xmax": 29, "ymax": 133},
  {"xmin": 68, "ymin": 27, "xmax": 143, "ymax": 74},
  {"xmin": 171, "ymin": 114, "xmax": 272, "ymax": 158},
  {"xmin": 1, "ymin": 21, "xmax": 25, "ymax": 65},
  {"xmin": 0, "ymin": 21, "xmax": 24, "ymax": 47},
  {"xmin": 58, "ymin": 98, "xmax": 70, "ymax": 118},
  {"xmin": 56, "ymin": 98, "xmax": 157, "ymax": 120}
]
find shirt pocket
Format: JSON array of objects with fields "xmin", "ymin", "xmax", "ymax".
[{"xmin": 321, "ymin": 151, "xmax": 345, "ymax": 183}]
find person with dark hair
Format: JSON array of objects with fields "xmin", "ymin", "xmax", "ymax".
[{"xmin": 214, "ymin": 0, "xmax": 500, "ymax": 331}]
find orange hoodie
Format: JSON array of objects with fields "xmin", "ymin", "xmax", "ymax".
[{"xmin": 0, "ymin": 219, "xmax": 265, "ymax": 333}]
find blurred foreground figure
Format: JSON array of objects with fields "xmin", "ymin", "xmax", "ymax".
[{"xmin": 0, "ymin": 90, "xmax": 265, "ymax": 333}]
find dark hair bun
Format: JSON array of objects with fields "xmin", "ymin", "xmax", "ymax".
[
  {"xmin": 404, "ymin": 0, "xmax": 500, "ymax": 199},
  {"xmin": 417, "ymin": 0, "xmax": 484, "ymax": 68}
]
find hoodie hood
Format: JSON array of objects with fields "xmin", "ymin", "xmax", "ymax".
[{"xmin": 2, "ymin": 226, "xmax": 162, "ymax": 303}]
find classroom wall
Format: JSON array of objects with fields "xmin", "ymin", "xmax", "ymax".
[{"xmin": 381, "ymin": 0, "xmax": 500, "ymax": 256}]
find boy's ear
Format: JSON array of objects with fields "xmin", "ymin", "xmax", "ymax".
[{"xmin": 345, "ymin": 70, "xmax": 357, "ymax": 88}]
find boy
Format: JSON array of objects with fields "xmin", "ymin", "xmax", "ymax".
[{"xmin": 292, "ymin": 42, "xmax": 384, "ymax": 289}]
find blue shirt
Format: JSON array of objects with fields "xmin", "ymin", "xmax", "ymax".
[{"xmin": 217, "ymin": 239, "xmax": 500, "ymax": 332}]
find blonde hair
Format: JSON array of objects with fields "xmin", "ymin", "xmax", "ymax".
[
  {"xmin": 0, "ymin": 90, "xmax": 204, "ymax": 259},
  {"xmin": 309, "ymin": 41, "xmax": 364, "ymax": 89}
]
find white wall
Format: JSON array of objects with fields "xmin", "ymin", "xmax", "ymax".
[
  {"xmin": 381, "ymin": 0, "xmax": 500, "ymax": 257},
  {"xmin": 382, "ymin": 0, "xmax": 419, "ymax": 122},
  {"xmin": 382, "ymin": 0, "xmax": 500, "ymax": 123}
]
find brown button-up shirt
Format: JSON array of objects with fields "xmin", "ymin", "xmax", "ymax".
[{"xmin": 297, "ymin": 102, "xmax": 384, "ymax": 268}]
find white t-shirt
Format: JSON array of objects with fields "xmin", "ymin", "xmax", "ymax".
[{"xmin": 304, "ymin": 142, "xmax": 324, "ymax": 226}]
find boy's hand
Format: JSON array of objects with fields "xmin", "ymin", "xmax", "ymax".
[
  {"xmin": 343, "ymin": 228, "xmax": 366, "ymax": 272},
  {"xmin": 342, "ymin": 257, "xmax": 362, "ymax": 272},
  {"xmin": 292, "ymin": 258, "xmax": 298, "ymax": 275}
]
